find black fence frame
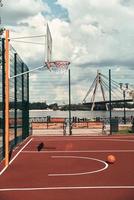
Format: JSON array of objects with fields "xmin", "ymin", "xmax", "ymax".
[{"xmin": 0, "ymin": 38, "xmax": 29, "ymax": 161}]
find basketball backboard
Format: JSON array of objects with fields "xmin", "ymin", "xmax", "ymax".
[
  {"xmin": 45, "ymin": 24, "xmax": 70, "ymax": 73},
  {"xmin": 46, "ymin": 23, "xmax": 52, "ymax": 62}
]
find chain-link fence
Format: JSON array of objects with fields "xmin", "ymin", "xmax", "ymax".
[
  {"xmin": 0, "ymin": 39, "xmax": 29, "ymax": 161},
  {"xmin": 0, "ymin": 38, "xmax": 4, "ymax": 160}
]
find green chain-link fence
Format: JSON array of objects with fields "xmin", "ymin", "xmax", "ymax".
[{"xmin": 0, "ymin": 38, "xmax": 29, "ymax": 161}]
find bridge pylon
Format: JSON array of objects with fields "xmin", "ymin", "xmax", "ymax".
[{"xmin": 83, "ymin": 70, "xmax": 108, "ymax": 111}]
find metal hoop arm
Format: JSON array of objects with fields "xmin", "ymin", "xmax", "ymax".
[
  {"xmin": 9, "ymin": 65, "xmax": 47, "ymax": 79},
  {"xmin": 10, "ymin": 60, "xmax": 70, "ymax": 79}
]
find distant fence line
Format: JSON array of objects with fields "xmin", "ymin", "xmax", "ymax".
[{"xmin": 29, "ymin": 116, "xmax": 133, "ymax": 124}]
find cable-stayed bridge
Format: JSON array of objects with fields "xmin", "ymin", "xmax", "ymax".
[{"xmin": 82, "ymin": 71, "xmax": 134, "ymax": 111}]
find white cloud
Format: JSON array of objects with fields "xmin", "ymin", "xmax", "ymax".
[
  {"xmin": 53, "ymin": 86, "xmax": 68, "ymax": 103},
  {"xmin": 1, "ymin": 0, "xmax": 134, "ymax": 103},
  {"xmin": 1, "ymin": 0, "xmax": 50, "ymax": 24},
  {"xmin": 57, "ymin": 0, "xmax": 134, "ymax": 66},
  {"xmin": 30, "ymin": 74, "xmax": 38, "ymax": 81},
  {"xmin": 47, "ymin": 19, "xmax": 73, "ymax": 60}
]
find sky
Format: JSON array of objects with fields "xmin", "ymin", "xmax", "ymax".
[{"xmin": 0, "ymin": 0, "xmax": 134, "ymax": 104}]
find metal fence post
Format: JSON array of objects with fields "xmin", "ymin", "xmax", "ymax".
[
  {"xmin": 2, "ymin": 38, "xmax": 5, "ymax": 158},
  {"xmin": 14, "ymin": 53, "xmax": 17, "ymax": 145},
  {"xmin": 68, "ymin": 69, "xmax": 72, "ymax": 135},
  {"xmin": 109, "ymin": 69, "xmax": 112, "ymax": 135}
]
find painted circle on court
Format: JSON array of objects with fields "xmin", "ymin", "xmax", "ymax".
[{"xmin": 49, "ymin": 156, "xmax": 109, "ymax": 176}]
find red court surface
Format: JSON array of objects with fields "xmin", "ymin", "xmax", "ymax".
[{"xmin": 0, "ymin": 135, "xmax": 134, "ymax": 200}]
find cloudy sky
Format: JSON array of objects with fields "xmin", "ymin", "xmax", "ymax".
[{"xmin": 1, "ymin": 0, "xmax": 134, "ymax": 104}]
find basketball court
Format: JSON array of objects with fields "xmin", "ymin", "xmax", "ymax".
[
  {"xmin": 0, "ymin": 135, "xmax": 134, "ymax": 200},
  {"xmin": 0, "ymin": 23, "xmax": 134, "ymax": 200}
]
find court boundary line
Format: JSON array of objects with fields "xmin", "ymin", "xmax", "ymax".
[
  {"xmin": 33, "ymin": 137, "xmax": 134, "ymax": 143},
  {"xmin": 33, "ymin": 135, "xmax": 134, "ymax": 139},
  {"xmin": 22, "ymin": 149, "xmax": 134, "ymax": 153},
  {"xmin": 33, "ymin": 135, "xmax": 134, "ymax": 137},
  {"xmin": 0, "ymin": 138, "xmax": 33, "ymax": 176},
  {"xmin": 0, "ymin": 185, "xmax": 134, "ymax": 191}
]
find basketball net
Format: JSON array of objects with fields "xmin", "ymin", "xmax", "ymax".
[{"xmin": 45, "ymin": 61, "xmax": 70, "ymax": 74}]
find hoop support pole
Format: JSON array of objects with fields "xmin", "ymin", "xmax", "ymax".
[{"xmin": 5, "ymin": 30, "xmax": 10, "ymax": 167}]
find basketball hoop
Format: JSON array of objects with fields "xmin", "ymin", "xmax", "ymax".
[
  {"xmin": 44, "ymin": 25, "xmax": 70, "ymax": 74},
  {"xmin": 45, "ymin": 61, "xmax": 70, "ymax": 74}
]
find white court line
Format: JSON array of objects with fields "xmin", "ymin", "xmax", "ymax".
[
  {"xmin": 9, "ymin": 138, "xmax": 33, "ymax": 165},
  {"xmin": 0, "ymin": 185, "xmax": 134, "ymax": 191},
  {"xmin": 0, "ymin": 166, "xmax": 8, "ymax": 176},
  {"xmin": 48, "ymin": 156, "xmax": 108, "ymax": 176},
  {"xmin": 33, "ymin": 137, "xmax": 134, "ymax": 143},
  {"xmin": 33, "ymin": 135, "xmax": 134, "ymax": 138},
  {"xmin": 0, "ymin": 138, "xmax": 33, "ymax": 176},
  {"xmin": 22, "ymin": 149, "xmax": 134, "ymax": 153}
]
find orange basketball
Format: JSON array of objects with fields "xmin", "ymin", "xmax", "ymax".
[{"xmin": 107, "ymin": 155, "xmax": 116, "ymax": 164}]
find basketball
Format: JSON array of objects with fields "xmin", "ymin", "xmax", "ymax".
[{"xmin": 107, "ymin": 155, "xmax": 116, "ymax": 164}]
